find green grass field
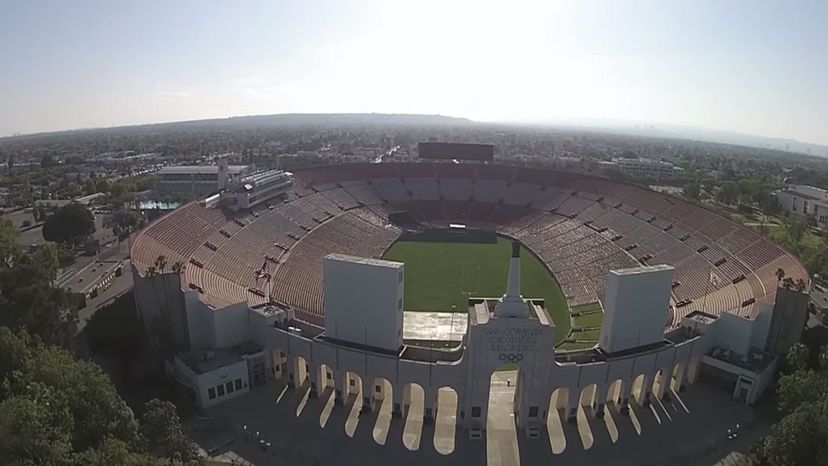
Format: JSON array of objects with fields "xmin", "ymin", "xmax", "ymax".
[{"xmin": 382, "ymin": 236, "xmax": 570, "ymax": 343}]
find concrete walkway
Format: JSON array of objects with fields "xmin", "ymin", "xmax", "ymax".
[{"xmin": 190, "ymin": 378, "xmax": 759, "ymax": 466}]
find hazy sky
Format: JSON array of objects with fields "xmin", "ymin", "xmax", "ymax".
[{"xmin": 2, "ymin": 0, "xmax": 826, "ymax": 144}]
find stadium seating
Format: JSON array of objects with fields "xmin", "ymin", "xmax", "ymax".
[{"xmin": 132, "ymin": 162, "xmax": 808, "ymax": 327}]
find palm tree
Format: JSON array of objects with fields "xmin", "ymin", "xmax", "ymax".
[
  {"xmin": 154, "ymin": 255, "xmax": 168, "ymax": 274},
  {"xmin": 782, "ymin": 277, "xmax": 795, "ymax": 289},
  {"xmin": 795, "ymin": 278, "xmax": 807, "ymax": 293},
  {"xmin": 171, "ymin": 261, "xmax": 185, "ymax": 274},
  {"xmin": 775, "ymin": 268, "xmax": 786, "ymax": 283},
  {"xmin": 145, "ymin": 265, "xmax": 157, "ymax": 277}
]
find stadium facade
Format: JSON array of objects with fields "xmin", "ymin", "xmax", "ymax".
[{"xmin": 132, "ymin": 160, "xmax": 808, "ymax": 438}]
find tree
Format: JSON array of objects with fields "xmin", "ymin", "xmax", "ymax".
[
  {"xmin": 84, "ymin": 178, "xmax": 98, "ymax": 195},
  {"xmin": 787, "ymin": 342, "xmax": 811, "ymax": 372},
  {"xmin": 795, "ymin": 278, "xmax": 808, "ymax": 293},
  {"xmin": 42, "ymin": 203, "xmax": 95, "ymax": 245},
  {"xmin": 112, "ymin": 209, "xmax": 140, "ymax": 237},
  {"xmin": 776, "ymin": 268, "xmax": 786, "ymax": 282},
  {"xmin": 820, "ymin": 345, "xmax": 828, "ymax": 371},
  {"xmin": 154, "ymin": 255, "xmax": 168, "ymax": 274},
  {"xmin": 717, "ymin": 181, "xmax": 739, "ymax": 205},
  {"xmin": 759, "ymin": 401, "xmax": 828, "ymax": 466},
  {"xmin": 139, "ymin": 399, "xmax": 203, "ymax": 465},
  {"xmin": 172, "ymin": 261, "xmax": 186, "ymax": 274},
  {"xmin": 0, "ymin": 218, "xmax": 20, "ymax": 268},
  {"xmin": 77, "ymin": 437, "xmax": 157, "ymax": 466},
  {"xmin": 0, "ymin": 385, "xmax": 75, "ymax": 465},
  {"xmin": 758, "ymin": 192, "xmax": 781, "ymax": 216},
  {"xmin": 40, "ymin": 154, "xmax": 57, "ymax": 168},
  {"xmin": 0, "ymin": 329, "xmax": 143, "ymax": 463},
  {"xmin": 782, "ymin": 214, "xmax": 808, "ymax": 252},
  {"xmin": 684, "ymin": 182, "xmax": 701, "ymax": 201},
  {"xmin": 21, "ymin": 242, "xmax": 60, "ymax": 282},
  {"xmin": 777, "ymin": 369, "xmax": 826, "ymax": 415},
  {"xmin": 0, "ymin": 263, "xmax": 75, "ymax": 346},
  {"xmin": 109, "ymin": 181, "xmax": 134, "ymax": 207}
]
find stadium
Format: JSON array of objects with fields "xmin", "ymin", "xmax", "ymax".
[{"xmin": 131, "ymin": 147, "xmax": 809, "ymax": 453}]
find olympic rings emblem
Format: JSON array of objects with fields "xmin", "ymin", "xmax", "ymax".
[{"xmin": 498, "ymin": 353, "xmax": 524, "ymax": 363}]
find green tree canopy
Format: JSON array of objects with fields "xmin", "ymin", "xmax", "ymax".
[
  {"xmin": 759, "ymin": 401, "xmax": 828, "ymax": 466},
  {"xmin": 18, "ymin": 242, "xmax": 60, "ymax": 282},
  {"xmin": 139, "ymin": 399, "xmax": 202, "ymax": 465},
  {"xmin": 684, "ymin": 182, "xmax": 701, "ymax": 201},
  {"xmin": 42, "ymin": 203, "xmax": 95, "ymax": 244},
  {"xmin": 77, "ymin": 437, "xmax": 158, "ymax": 466},
  {"xmin": 0, "ymin": 328, "xmax": 142, "ymax": 464},
  {"xmin": 0, "ymin": 218, "xmax": 20, "ymax": 268},
  {"xmin": 0, "ymin": 263, "xmax": 74, "ymax": 346},
  {"xmin": 777, "ymin": 369, "xmax": 827, "ymax": 415}
]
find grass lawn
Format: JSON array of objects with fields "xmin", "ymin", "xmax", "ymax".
[
  {"xmin": 572, "ymin": 312, "xmax": 603, "ymax": 329},
  {"xmin": 573, "ymin": 329, "xmax": 601, "ymax": 340},
  {"xmin": 558, "ymin": 340, "xmax": 597, "ymax": 351},
  {"xmin": 383, "ymin": 236, "xmax": 570, "ymax": 343}
]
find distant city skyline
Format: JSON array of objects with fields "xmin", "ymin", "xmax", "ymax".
[{"xmin": 2, "ymin": 0, "xmax": 827, "ymax": 145}]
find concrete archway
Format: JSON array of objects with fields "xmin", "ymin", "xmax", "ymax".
[
  {"xmin": 316, "ymin": 364, "xmax": 337, "ymax": 428},
  {"xmin": 272, "ymin": 349, "xmax": 287, "ymax": 380},
  {"xmin": 343, "ymin": 371, "xmax": 364, "ymax": 437},
  {"xmin": 317, "ymin": 364, "xmax": 334, "ymax": 397},
  {"xmin": 291, "ymin": 356, "xmax": 311, "ymax": 418},
  {"xmin": 547, "ymin": 387, "xmax": 569, "ymax": 454},
  {"xmin": 372, "ymin": 378, "xmax": 393, "ymax": 445},
  {"xmin": 434, "ymin": 386, "xmax": 458, "ymax": 455},
  {"xmin": 631, "ymin": 373, "xmax": 648, "ymax": 405},
  {"xmin": 606, "ymin": 379, "xmax": 624, "ymax": 409},
  {"xmin": 577, "ymin": 384, "xmax": 599, "ymax": 450},
  {"xmin": 603, "ymin": 378, "xmax": 625, "ymax": 443},
  {"xmin": 579, "ymin": 384, "xmax": 598, "ymax": 415},
  {"xmin": 671, "ymin": 362, "xmax": 686, "ymax": 391},
  {"xmin": 293, "ymin": 356, "xmax": 309, "ymax": 387},
  {"xmin": 402, "ymin": 383, "xmax": 425, "ymax": 451},
  {"xmin": 652, "ymin": 369, "xmax": 666, "ymax": 401}
]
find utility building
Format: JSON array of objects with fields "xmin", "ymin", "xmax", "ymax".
[
  {"xmin": 323, "ymin": 254, "xmax": 404, "ymax": 352},
  {"xmin": 599, "ymin": 265, "xmax": 674, "ymax": 353}
]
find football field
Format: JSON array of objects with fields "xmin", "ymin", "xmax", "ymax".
[{"xmin": 382, "ymin": 236, "xmax": 570, "ymax": 343}]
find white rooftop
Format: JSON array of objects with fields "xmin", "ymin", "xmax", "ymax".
[
  {"xmin": 325, "ymin": 253, "xmax": 403, "ymax": 269},
  {"xmin": 610, "ymin": 264, "xmax": 675, "ymax": 276}
]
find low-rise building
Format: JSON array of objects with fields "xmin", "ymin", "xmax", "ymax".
[
  {"xmin": 157, "ymin": 162, "xmax": 251, "ymax": 195},
  {"xmin": 169, "ymin": 343, "xmax": 264, "ymax": 408},
  {"xmin": 602, "ymin": 157, "xmax": 683, "ymax": 180},
  {"xmin": 774, "ymin": 185, "xmax": 828, "ymax": 225}
]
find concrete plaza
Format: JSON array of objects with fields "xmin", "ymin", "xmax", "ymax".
[{"xmin": 189, "ymin": 371, "xmax": 759, "ymax": 466}]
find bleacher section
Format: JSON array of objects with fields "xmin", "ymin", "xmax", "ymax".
[{"xmin": 132, "ymin": 162, "xmax": 808, "ymax": 329}]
